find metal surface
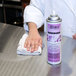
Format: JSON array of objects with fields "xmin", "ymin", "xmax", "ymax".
[{"xmin": 0, "ymin": 23, "xmax": 76, "ymax": 76}]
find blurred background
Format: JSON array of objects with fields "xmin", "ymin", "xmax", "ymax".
[{"xmin": 0, "ymin": 0, "xmax": 30, "ymax": 27}]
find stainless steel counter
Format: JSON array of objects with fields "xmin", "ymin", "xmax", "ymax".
[{"xmin": 0, "ymin": 23, "xmax": 76, "ymax": 76}]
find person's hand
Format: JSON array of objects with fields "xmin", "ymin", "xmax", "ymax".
[
  {"xmin": 24, "ymin": 30, "xmax": 42, "ymax": 52},
  {"xmin": 73, "ymin": 33, "xmax": 76, "ymax": 39}
]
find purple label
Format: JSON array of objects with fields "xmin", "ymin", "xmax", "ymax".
[
  {"xmin": 48, "ymin": 23, "xmax": 61, "ymax": 33},
  {"xmin": 47, "ymin": 23, "xmax": 61, "ymax": 63},
  {"xmin": 48, "ymin": 53, "xmax": 60, "ymax": 62},
  {"xmin": 47, "ymin": 33, "xmax": 61, "ymax": 42},
  {"xmin": 47, "ymin": 42, "xmax": 61, "ymax": 62}
]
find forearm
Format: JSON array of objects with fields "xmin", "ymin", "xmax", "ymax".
[{"xmin": 25, "ymin": 22, "xmax": 42, "ymax": 52}]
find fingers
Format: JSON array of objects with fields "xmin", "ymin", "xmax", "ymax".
[
  {"xmin": 31, "ymin": 41, "xmax": 35, "ymax": 52},
  {"xmin": 24, "ymin": 38, "xmax": 42, "ymax": 52},
  {"xmin": 39, "ymin": 39, "xmax": 42, "ymax": 47},
  {"xmin": 31, "ymin": 41, "xmax": 39, "ymax": 52},
  {"xmin": 31, "ymin": 38, "xmax": 42, "ymax": 52},
  {"xmin": 24, "ymin": 40, "xmax": 30, "ymax": 51},
  {"xmin": 38, "ymin": 37, "xmax": 42, "ymax": 48},
  {"xmin": 34, "ymin": 41, "xmax": 39, "ymax": 51},
  {"xmin": 73, "ymin": 34, "xmax": 76, "ymax": 39}
]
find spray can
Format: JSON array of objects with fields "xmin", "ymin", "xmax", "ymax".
[{"xmin": 46, "ymin": 11, "xmax": 62, "ymax": 65}]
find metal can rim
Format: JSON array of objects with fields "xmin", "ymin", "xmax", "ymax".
[{"xmin": 46, "ymin": 19, "xmax": 62, "ymax": 23}]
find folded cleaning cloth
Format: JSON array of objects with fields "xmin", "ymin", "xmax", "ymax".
[{"xmin": 17, "ymin": 33, "xmax": 42, "ymax": 56}]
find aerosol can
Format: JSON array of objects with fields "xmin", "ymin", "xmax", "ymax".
[{"xmin": 46, "ymin": 11, "xmax": 62, "ymax": 65}]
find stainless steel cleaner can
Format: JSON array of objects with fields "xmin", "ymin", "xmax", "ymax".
[{"xmin": 46, "ymin": 13, "xmax": 62, "ymax": 65}]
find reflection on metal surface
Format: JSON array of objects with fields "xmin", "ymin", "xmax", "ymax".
[
  {"xmin": 47, "ymin": 62, "xmax": 72, "ymax": 76},
  {"xmin": 47, "ymin": 64, "xmax": 62, "ymax": 76},
  {"xmin": 0, "ymin": 53, "xmax": 32, "ymax": 62},
  {"xmin": 0, "ymin": 23, "xmax": 76, "ymax": 76}
]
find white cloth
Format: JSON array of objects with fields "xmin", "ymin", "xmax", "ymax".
[
  {"xmin": 23, "ymin": 0, "xmax": 76, "ymax": 38},
  {"xmin": 17, "ymin": 34, "xmax": 42, "ymax": 56}
]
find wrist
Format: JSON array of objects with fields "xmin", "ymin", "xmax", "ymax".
[
  {"xmin": 29, "ymin": 29, "xmax": 39, "ymax": 35},
  {"xmin": 28, "ymin": 22, "xmax": 38, "ymax": 33}
]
